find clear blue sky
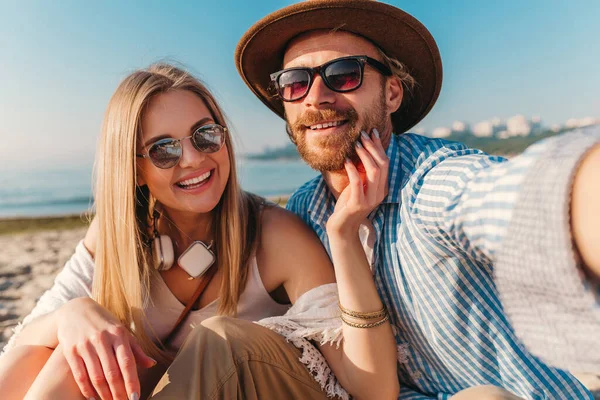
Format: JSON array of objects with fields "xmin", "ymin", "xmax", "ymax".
[{"xmin": 1, "ymin": 0, "xmax": 598, "ymax": 169}]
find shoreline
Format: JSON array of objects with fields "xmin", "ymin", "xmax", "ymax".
[
  {"xmin": 0, "ymin": 195, "xmax": 290, "ymax": 236},
  {"xmin": 0, "ymin": 214, "xmax": 92, "ymax": 236}
]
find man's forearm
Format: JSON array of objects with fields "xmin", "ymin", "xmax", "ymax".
[
  {"xmin": 571, "ymin": 143, "xmax": 600, "ymax": 279},
  {"xmin": 493, "ymin": 126, "xmax": 600, "ymax": 372}
]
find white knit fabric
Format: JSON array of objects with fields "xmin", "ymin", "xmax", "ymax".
[{"xmin": 258, "ymin": 283, "xmax": 409, "ymax": 399}]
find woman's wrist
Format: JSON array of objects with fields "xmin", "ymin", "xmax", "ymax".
[
  {"xmin": 326, "ymin": 221, "xmax": 361, "ymax": 241},
  {"xmin": 57, "ymin": 297, "xmax": 91, "ymax": 326},
  {"xmin": 327, "ymin": 232, "xmax": 363, "ymax": 255}
]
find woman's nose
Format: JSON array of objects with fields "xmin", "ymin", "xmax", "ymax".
[{"xmin": 178, "ymin": 137, "xmax": 206, "ymax": 169}]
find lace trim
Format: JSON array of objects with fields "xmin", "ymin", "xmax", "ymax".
[
  {"xmin": 0, "ymin": 321, "xmax": 25, "ymax": 357},
  {"xmin": 259, "ymin": 320, "xmax": 411, "ymax": 399},
  {"xmin": 258, "ymin": 319, "xmax": 348, "ymax": 399}
]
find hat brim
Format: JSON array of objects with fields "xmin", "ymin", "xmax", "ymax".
[{"xmin": 235, "ymin": 0, "xmax": 443, "ymax": 133}]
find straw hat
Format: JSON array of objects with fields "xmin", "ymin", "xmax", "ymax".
[{"xmin": 235, "ymin": 0, "xmax": 443, "ymax": 133}]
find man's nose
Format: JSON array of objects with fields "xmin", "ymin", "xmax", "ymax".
[
  {"xmin": 178, "ymin": 137, "xmax": 205, "ymax": 169},
  {"xmin": 303, "ymin": 74, "xmax": 336, "ymax": 108}
]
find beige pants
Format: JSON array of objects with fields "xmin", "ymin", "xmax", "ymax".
[
  {"xmin": 147, "ymin": 316, "xmax": 332, "ymax": 400},
  {"xmin": 143, "ymin": 316, "xmax": 523, "ymax": 400}
]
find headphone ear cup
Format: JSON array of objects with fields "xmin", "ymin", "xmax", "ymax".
[{"xmin": 152, "ymin": 235, "xmax": 174, "ymax": 271}]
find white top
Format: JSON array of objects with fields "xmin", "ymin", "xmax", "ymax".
[
  {"xmin": 2, "ymin": 241, "xmax": 290, "ymax": 350},
  {"xmin": 146, "ymin": 254, "xmax": 290, "ymax": 348}
]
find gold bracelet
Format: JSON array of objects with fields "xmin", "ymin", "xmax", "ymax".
[
  {"xmin": 341, "ymin": 313, "xmax": 390, "ymax": 328},
  {"xmin": 339, "ymin": 303, "xmax": 387, "ymax": 320}
]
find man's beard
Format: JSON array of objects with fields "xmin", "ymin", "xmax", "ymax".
[{"xmin": 288, "ymin": 92, "xmax": 388, "ymax": 171}]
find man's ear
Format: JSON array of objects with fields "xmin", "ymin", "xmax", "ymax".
[{"xmin": 385, "ymin": 76, "xmax": 403, "ymax": 114}]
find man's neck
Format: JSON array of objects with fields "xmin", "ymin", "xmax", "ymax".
[
  {"xmin": 323, "ymin": 128, "xmax": 393, "ymax": 200},
  {"xmin": 323, "ymin": 170, "xmax": 351, "ymax": 199}
]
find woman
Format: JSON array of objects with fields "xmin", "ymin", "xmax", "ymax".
[{"xmin": 0, "ymin": 63, "xmax": 398, "ymax": 400}]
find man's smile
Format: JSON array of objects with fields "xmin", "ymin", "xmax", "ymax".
[{"xmin": 306, "ymin": 120, "xmax": 347, "ymax": 130}]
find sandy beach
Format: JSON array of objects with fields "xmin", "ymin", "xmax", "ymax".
[
  {"xmin": 0, "ymin": 226, "xmax": 87, "ymax": 347},
  {"xmin": 0, "ymin": 222, "xmax": 598, "ymax": 397}
]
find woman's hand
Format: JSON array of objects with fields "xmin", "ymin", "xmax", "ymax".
[
  {"xmin": 326, "ymin": 128, "xmax": 389, "ymax": 236},
  {"xmin": 57, "ymin": 297, "xmax": 156, "ymax": 400}
]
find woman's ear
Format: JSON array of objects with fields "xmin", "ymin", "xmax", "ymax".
[{"xmin": 386, "ymin": 76, "xmax": 404, "ymax": 114}]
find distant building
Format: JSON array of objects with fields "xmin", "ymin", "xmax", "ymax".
[
  {"xmin": 451, "ymin": 121, "xmax": 469, "ymax": 134},
  {"xmin": 473, "ymin": 120, "xmax": 494, "ymax": 137},
  {"xmin": 506, "ymin": 115, "xmax": 531, "ymax": 137},
  {"xmin": 424, "ymin": 115, "xmax": 597, "ymax": 140},
  {"xmin": 432, "ymin": 127, "xmax": 451, "ymax": 138},
  {"xmin": 531, "ymin": 116, "xmax": 544, "ymax": 135}
]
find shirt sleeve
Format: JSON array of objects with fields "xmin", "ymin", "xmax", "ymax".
[
  {"xmin": 411, "ymin": 126, "xmax": 600, "ymax": 371},
  {"xmin": 286, "ymin": 189, "xmax": 312, "ymax": 227},
  {"xmin": 493, "ymin": 128, "xmax": 600, "ymax": 372},
  {"xmin": 1, "ymin": 240, "xmax": 94, "ymax": 354}
]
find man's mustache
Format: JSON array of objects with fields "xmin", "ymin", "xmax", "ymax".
[{"xmin": 292, "ymin": 108, "xmax": 359, "ymax": 131}]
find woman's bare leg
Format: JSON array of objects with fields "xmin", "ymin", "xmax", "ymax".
[
  {"xmin": 24, "ymin": 344, "xmax": 86, "ymax": 400},
  {"xmin": 0, "ymin": 345, "xmax": 53, "ymax": 400}
]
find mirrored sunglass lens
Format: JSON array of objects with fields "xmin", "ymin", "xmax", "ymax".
[
  {"xmin": 193, "ymin": 125, "xmax": 225, "ymax": 153},
  {"xmin": 279, "ymin": 70, "xmax": 310, "ymax": 100},
  {"xmin": 148, "ymin": 140, "xmax": 181, "ymax": 168},
  {"xmin": 325, "ymin": 59, "xmax": 361, "ymax": 91}
]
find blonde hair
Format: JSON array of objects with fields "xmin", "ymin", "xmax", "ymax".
[{"xmin": 93, "ymin": 63, "xmax": 262, "ymax": 362}]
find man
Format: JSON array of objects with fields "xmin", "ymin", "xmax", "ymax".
[{"xmin": 236, "ymin": 0, "xmax": 599, "ymax": 398}]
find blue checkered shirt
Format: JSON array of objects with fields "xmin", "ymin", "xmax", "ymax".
[{"xmin": 287, "ymin": 126, "xmax": 600, "ymax": 399}]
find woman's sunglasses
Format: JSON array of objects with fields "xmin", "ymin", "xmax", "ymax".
[
  {"xmin": 270, "ymin": 55, "xmax": 392, "ymax": 102},
  {"xmin": 136, "ymin": 123, "xmax": 227, "ymax": 169}
]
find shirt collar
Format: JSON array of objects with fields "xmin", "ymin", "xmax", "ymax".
[
  {"xmin": 307, "ymin": 177, "xmax": 335, "ymax": 228},
  {"xmin": 382, "ymin": 133, "xmax": 402, "ymax": 204}
]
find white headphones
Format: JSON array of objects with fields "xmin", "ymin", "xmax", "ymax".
[
  {"xmin": 151, "ymin": 209, "xmax": 216, "ymax": 279},
  {"xmin": 150, "ymin": 208, "xmax": 174, "ymax": 270},
  {"xmin": 152, "ymin": 232, "xmax": 175, "ymax": 271}
]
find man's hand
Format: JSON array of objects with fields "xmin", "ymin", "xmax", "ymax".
[{"xmin": 571, "ymin": 143, "xmax": 600, "ymax": 279}]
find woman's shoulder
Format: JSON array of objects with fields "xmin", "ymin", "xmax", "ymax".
[
  {"xmin": 260, "ymin": 205, "xmax": 315, "ymax": 241},
  {"xmin": 258, "ymin": 205, "xmax": 330, "ymax": 266},
  {"xmin": 257, "ymin": 204, "xmax": 335, "ymax": 301}
]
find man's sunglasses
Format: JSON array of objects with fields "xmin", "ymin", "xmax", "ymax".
[
  {"xmin": 270, "ymin": 55, "xmax": 392, "ymax": 102},
  {"xmin": 136, "ymin": 123, "xmax": 227, "ymax": 169}
]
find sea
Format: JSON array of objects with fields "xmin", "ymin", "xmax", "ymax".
[{"xmin": 0, "ymin": 159, "xmax": 318, "ymax": 218}]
